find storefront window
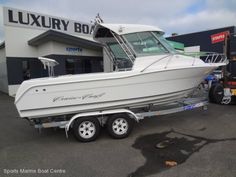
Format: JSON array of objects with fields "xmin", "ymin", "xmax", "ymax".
[
  {"xmin": 65, "ymin": 59, "xmax": 75, "ymax": 74},
  {"xmin": 22, "ymin": 60, "xmax": 30, "ymax": 80},
  {"xmin": 65, "ymin": 58, "xmax": 94, "ymax": 74}
]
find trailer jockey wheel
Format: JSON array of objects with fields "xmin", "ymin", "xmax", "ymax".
[
  {"xmin": 73, "ymin": 117, "xmax": 100, "ymax": 142},
  {"xmin": 107, "ymin": 114, "xmax": 134, "ymax": 139},
  {"xmin": 209, "ymin": 83, "xmax": 224, "ymax": 104}
]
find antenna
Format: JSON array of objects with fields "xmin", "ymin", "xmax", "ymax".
[{"xmin": 94, "ymin": 13, "xmax": 104, "ymax": 24}]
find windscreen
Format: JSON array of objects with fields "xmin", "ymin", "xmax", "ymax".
[{"xmin": 123, "ymin": 31, "xmax": 175, "ymax": 57}]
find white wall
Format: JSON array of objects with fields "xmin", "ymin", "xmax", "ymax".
[
  {"xmin": 50, "ymin": 41, "xmax": 102, "ymax": 57},
  {"xmin": 5, "ymin": 26, "xmax": 103, "ymax": 58},
  {"xmin": 0, "ymin": 47, "xmax": 8, "ymax": 93},
  {"xmin": 4, "ymin": 26, "xmax": 43, "ymax": 57},
  {"xmin": 184, "ymin": 46, "xmax": 200, "ymax": 53},
  {"xmin": 37, "ymin": 41, "xmax": 54, "ymax": 57},
  {"xmin": 37, "ymin": 41, "xmax": 102, "ymax": 57},
  {"xmin": 8, "ymin": 85, "xmax": 19, "ymax": 97}
]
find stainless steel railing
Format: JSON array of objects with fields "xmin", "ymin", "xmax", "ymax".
[{"xmin": 183, "ymin": 52, "xmax": 228, "ymax": 66}]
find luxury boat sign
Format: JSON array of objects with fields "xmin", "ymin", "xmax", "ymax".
[{"xmin": 3, "ymin": 7, "xmax": 94, "ymax": 36}]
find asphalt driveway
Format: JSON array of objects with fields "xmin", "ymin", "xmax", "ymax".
[{"xmin": 0, "ymin": 92, "xmax": 236, "ymax": 177}]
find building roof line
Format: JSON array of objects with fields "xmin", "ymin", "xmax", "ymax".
[
  {"xmin": 28, "ymin": 30, "xmax": 102, "ymax": 50},
  {"xmin": 168, "ymin": 26, "xmax": 236, "ymax": 38}
]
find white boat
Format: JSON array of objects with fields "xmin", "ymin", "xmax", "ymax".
[{"xmin": 15, "ymin": 23, "xmax": 226, "ymax": 119}]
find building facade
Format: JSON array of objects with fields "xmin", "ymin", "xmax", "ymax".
[
  {"xmin": 167, "ymin": 26, "xmax": 236, "ymax": 79},
  {"xmin": 167, "ymin": 26, "xmax": 236, "ymax": 55},
  {"xmin": 0, "ymin": 7, "xmax": 107, "ymax": 96}
]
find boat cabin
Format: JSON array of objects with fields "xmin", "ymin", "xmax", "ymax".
[{"xmin": 93, "ymin": 24, "xmax": 176, "ymax": 71}]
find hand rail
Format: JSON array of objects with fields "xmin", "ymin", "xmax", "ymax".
[
  {"xmin": 110, "ymin": 30, "xmax": 135, "ymax": 63},
  {"xmin": 140, "ymin": 54, "xmax": 173, "ymax": 72},
  {"xmin": 183, "ymin": 52, "xmax": 228, "ymax": 65},
  {"xmin": 141, "ymin": 52, "xmax": 227, "ymax": 73}
]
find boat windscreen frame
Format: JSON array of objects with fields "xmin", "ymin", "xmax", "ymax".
[
  {"xmin": 123, "ymin": 31, "xmax": 176, "ymax": 57},
  {"xmin": 151, "ymin": 31, "xmax": 177, "ymax": 54},
  {"xmin": 106, "ymin": 41, "xmax": 134, "ymax": 71}
]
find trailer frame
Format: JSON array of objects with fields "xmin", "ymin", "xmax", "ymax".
[{"xmin": 33, "ymin": 95, "xmax": 208, "ymax": 141}]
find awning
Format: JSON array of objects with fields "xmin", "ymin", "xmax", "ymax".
[{"xmin": 28, "ymin": 30, "xmax": 102, "ymax": 50}]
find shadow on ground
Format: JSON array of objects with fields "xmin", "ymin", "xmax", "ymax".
[{"xmin": 129, "ymin": 129, "xmax": 236, "ymax": 177}]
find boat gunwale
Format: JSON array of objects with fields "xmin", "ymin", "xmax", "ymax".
[
  {"xmin": 15, "ymin": 65, "xmax": 217, "ymax": 104},
  {"xmin": 19, "ymin": 88, "xmax": 194, "ymax": 119}
]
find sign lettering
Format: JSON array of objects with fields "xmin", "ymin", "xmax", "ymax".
[
  {"xmin": 211, "ymin": 31, "xmax": 229, "ymax": 44},
  {"xmin": 3, "ymin": 7, "xmax": 94, "ymax": 36},
  {"xmin": 66, "ymin": 47, "xmax": 83, "ymax": 52}
]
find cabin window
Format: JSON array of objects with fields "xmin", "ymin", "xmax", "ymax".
[
  {"xmin": 152, "ymin": 32, "xmax": 177, "ymax": 53},
  {"xmin": 124, "ymin": 32, "xmax": 169, "ymax": 56},
  {"xmin": 108, "ymin": 43, "xmax": 133, "ymax": 70}
]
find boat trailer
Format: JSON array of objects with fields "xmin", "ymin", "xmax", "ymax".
[{"xmin": 32, "ymin": 96, "xmax": 208, "ymax": 142}]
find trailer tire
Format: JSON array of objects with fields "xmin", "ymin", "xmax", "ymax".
[
  {"xmin": 73, "ymin": 117, "xmax": 100, "ymax": 142},
  {"xmin": 107, "ymin": 114, "xmax": 134, "ymax": 139},
  {"xmin": 209, "ymin": 84, "xmax": 224, "ymax": 104}
]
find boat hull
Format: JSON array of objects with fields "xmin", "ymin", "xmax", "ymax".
[{"xmin": 15, "ymin": 66, "xmax": 214, "ymax": 118}]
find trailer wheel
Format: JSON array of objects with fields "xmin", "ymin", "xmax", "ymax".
[
  {"xmin": 107, "ymin": 114, "xmax": 134, "ymax": 139},
  {"xmin": 73, "ymin": 117, "xmax": 100, "ymax": 142},
  {"xmin": 209, "ymin": 83, "xmax": 224, "ymax": 104}
]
